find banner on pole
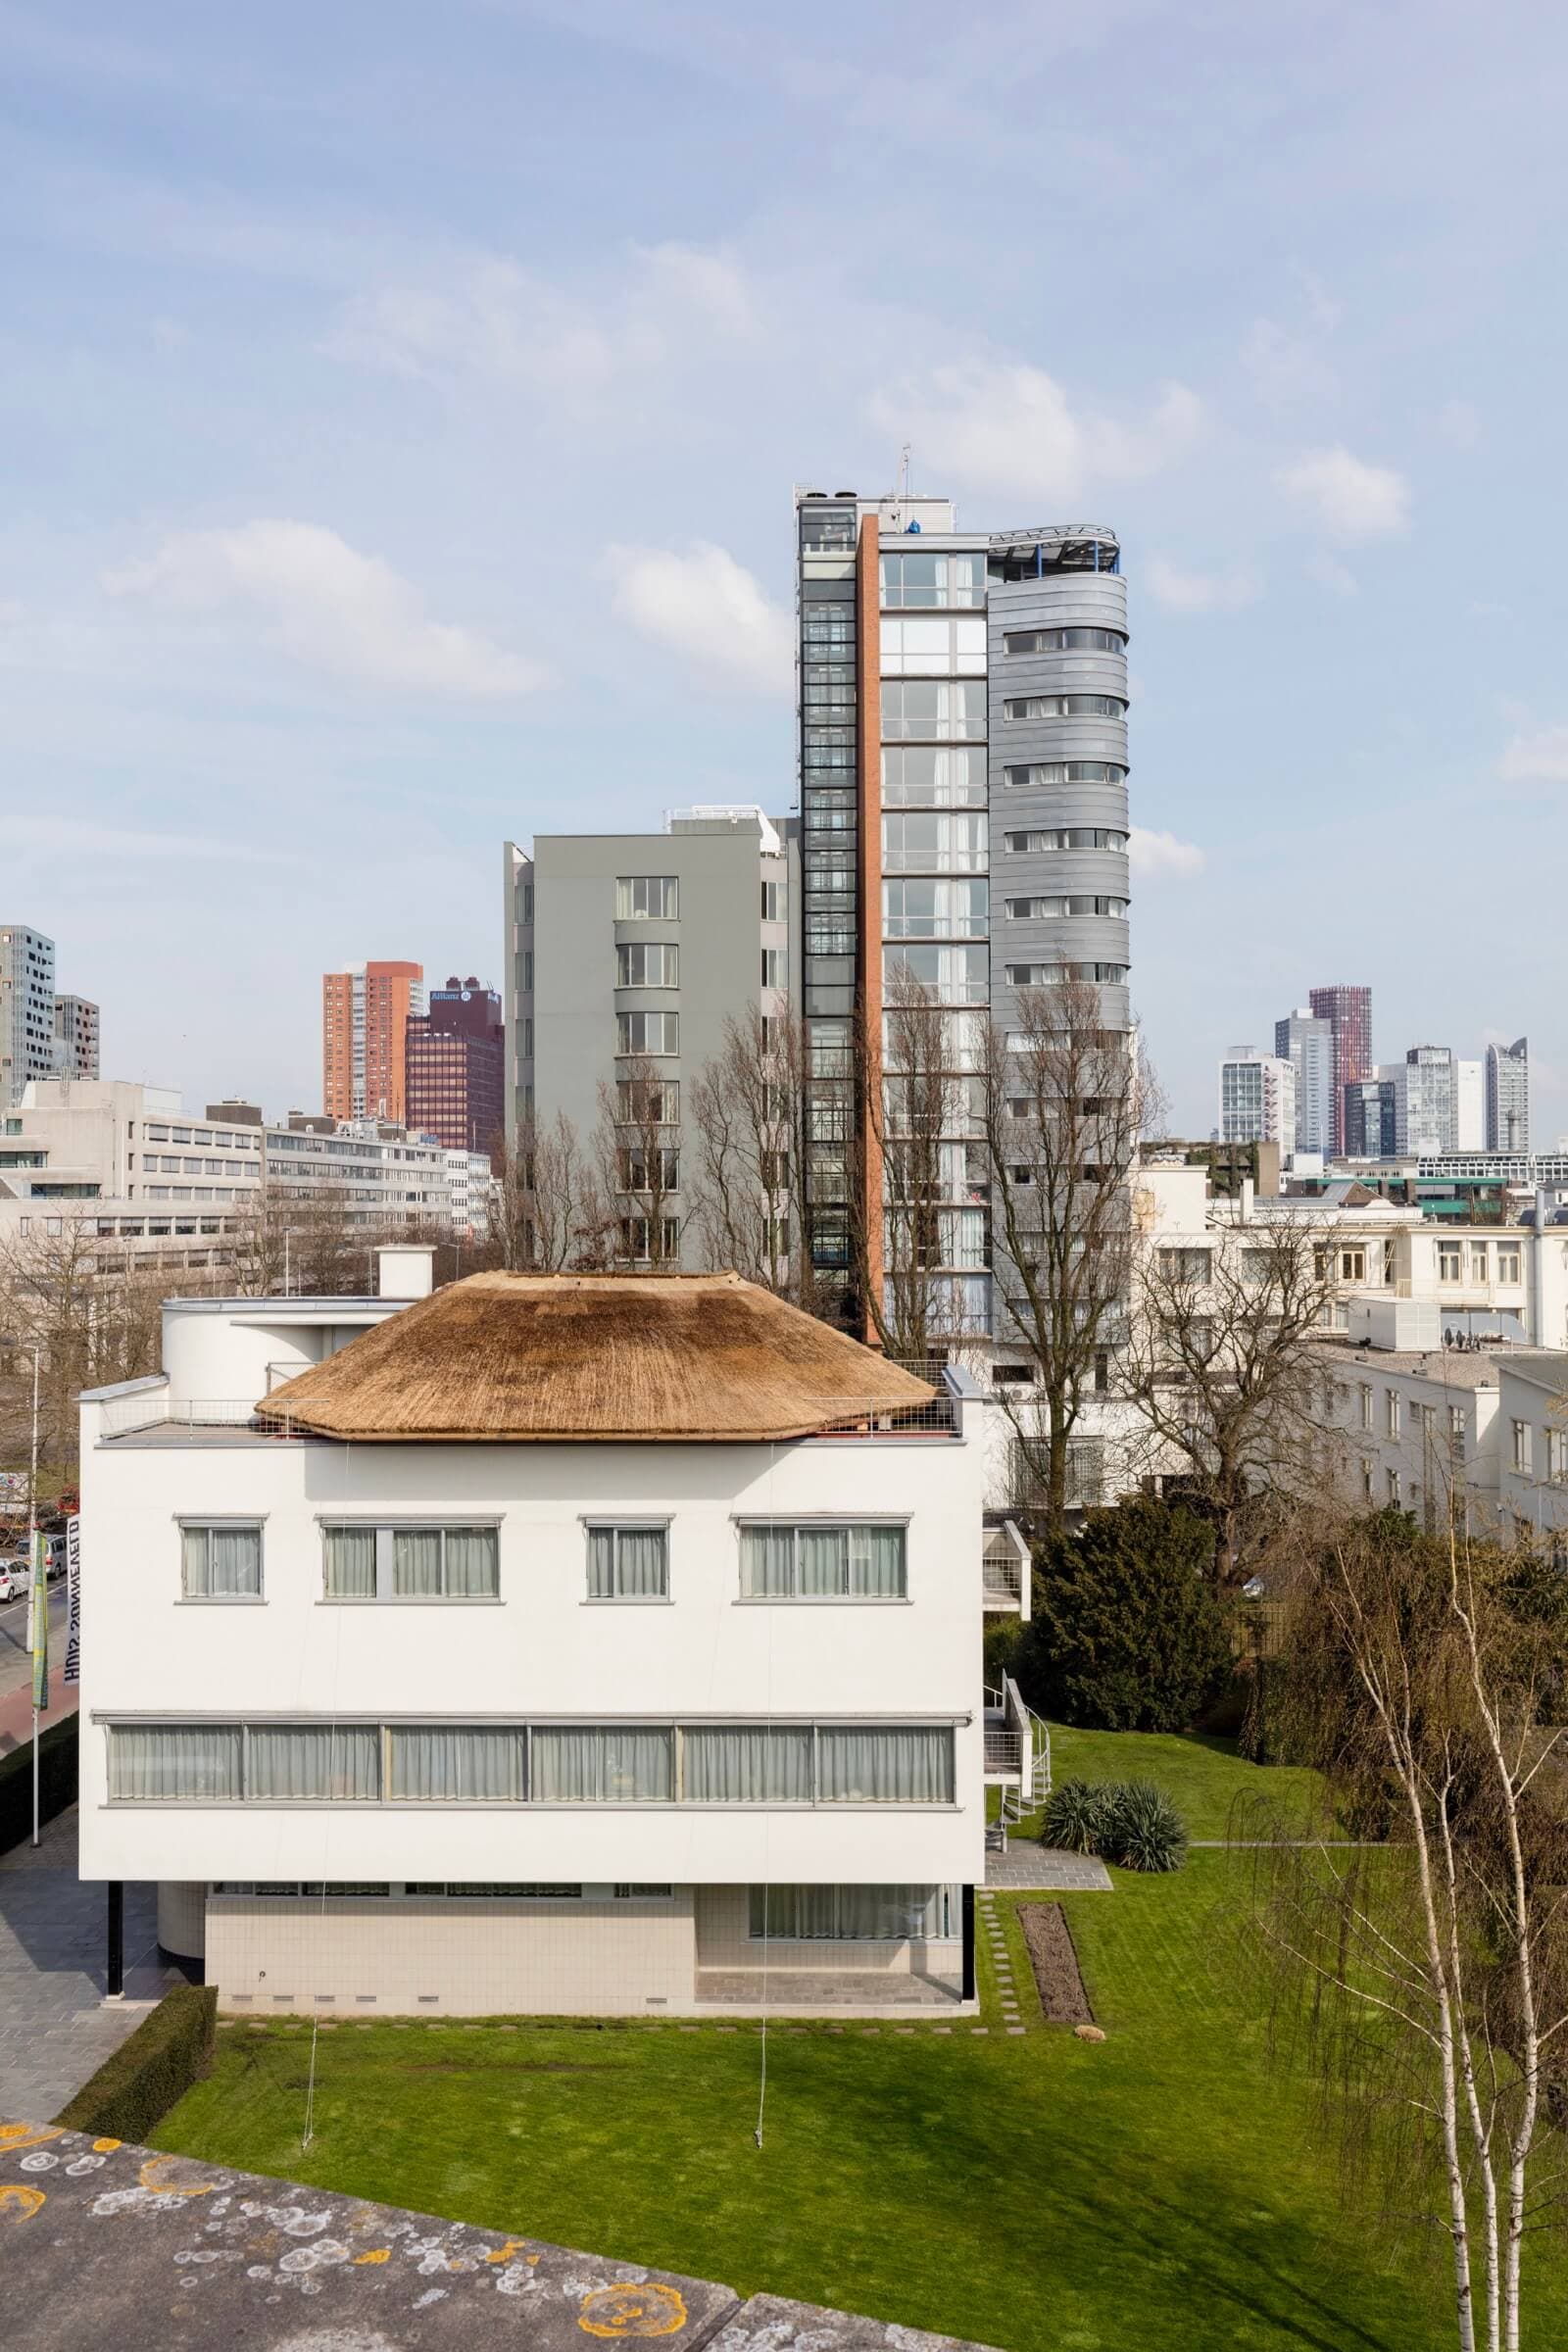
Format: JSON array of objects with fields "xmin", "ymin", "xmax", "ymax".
[
  {"xmin": 63, "ymin": 1516, "xmax": 81, "ymax": 1688},
  {"xmin": 30, "ymin": 1532, "xmax": 48, "ymax": 1712}
]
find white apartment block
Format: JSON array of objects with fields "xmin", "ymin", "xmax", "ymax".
[
  {"xmin": 1218, "ymin": 1050, "xmax": 1297, "ymax": 1147},
  {"xmin": 78, "ymin": 1266, "xmax": 994, "ymax": 2017}
]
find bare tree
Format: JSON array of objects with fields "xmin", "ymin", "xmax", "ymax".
[
  {"xmin": 0, "ymin": 1218, "xmax": 169, "ymax": 1472},
  {"xmin": 228, "ymin": 1183, "xmax": 385, "ymax": 1298},
  {"xmin": 1249, "ymin": 1514, "xmax": 1568, "ymax": 2352},
  {"xmin": 490, "ymin": 1111, "xmax": 603, "ymax": 1272},
  {"xmin": 979, "ymin": 976, "xmax": 1153, "ymax": 1532},
  {"xmin": 687, "ymin": 1005, "xmax": 809, "ymax": 1298},
  {"xmin": 856, "ymin": 969, "xmax": 975, "ymax": 1363},
  {"xmin": 596, "ymin": 1056, "xmax": 681, "ymax": 1269},
  {"xmin": 1119, "ymin": 1213, "xmax": 1337, "ymax": 1590}
]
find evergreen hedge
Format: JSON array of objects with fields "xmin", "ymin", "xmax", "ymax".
[
  {"xmin": 55, "ymin": 1984, "xmax": 218, "ymax": 2141},
  {"xmin": 0, "ymin": 1712, "xmax": 78, "ymax": 1854}
]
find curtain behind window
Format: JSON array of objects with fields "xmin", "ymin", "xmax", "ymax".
[
  {"xmin": 323, "ymin": 1527, "xmax": 376, "ymax": 1599},
  {"xmin": 109, "ymin": 1725, "xmax": 242, "ymax": 1800},
  {"xmin": 392, "ymin": 1530, "xmax": 443, "ymax": 1596},
  {"xmin": 247, "ymin": 1725, "xmax": 380, "ymax": 1800},
  {"xmin": 532, "ymin": 1728, "xmax": 672, "ymax": 1802},
  {"xmin": 389, "ymin": 1727, "xmax": 524, "ymax": 1800},
  {"xmin": 852, "ymin": 1526, "xmax": 906, "ymax": 1597},
  {"xmin": 816, "ymin": 1728, "xmax": 952, "ymax": 1803},
  {"xmin": 740, "ymin": 1527, "xmax": 793, "ymax": 1596},
  {"xmin": 683, "ymin": 1726, "xmax": 812, "ymax": 1803},
  {"xmin": 181, "ymin": 1526, "xmax": 260, "ymax": 1598},
  {"xmin": 445, "ymin": 1528, "xmax": 498, "ymax": 1597},
  {"xmin": 586, "ymin": 1529, "xmax": 616, "ymax": 1598},
  {"xmin": 798, "ymin": 1528, "xmax": 847, "ymax": 1595},
  {"xmin": 616, "ymin": 1529, "xmax": 666, "ymax": 1597}
]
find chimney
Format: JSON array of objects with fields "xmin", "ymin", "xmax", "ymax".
[{"xmin": 376, "ymin": 1244, "xmax": 436, "ymax": 1300}]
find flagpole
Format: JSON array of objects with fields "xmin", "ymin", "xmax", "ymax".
[{"xmin": 28, "ymin": 1344, "xmax": 40, "ymax": 1848}]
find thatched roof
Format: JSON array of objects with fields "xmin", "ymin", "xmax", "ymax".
[{"xmin": 255, "ymin": 1271, "xmax": 936, "ymax": 1444}]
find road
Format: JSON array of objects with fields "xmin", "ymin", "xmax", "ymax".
[{"xmin": 0, "ymin": 1580, "xmax": 74, "ymax": 1754}]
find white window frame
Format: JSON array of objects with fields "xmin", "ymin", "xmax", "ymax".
[
  {"xmin": 734, "ymin": 1519, "xmax": 909, "ymax": 1602},
  {"xmin": 615, "ymin": 875, "xmax": 678, "ymax": 920},
  {"xmin": 1512, "ymin": 1419, "xmax": 1533, "ymax": 1475},
  {"xmin": 177, "ymin": 1518, "xmax": 266, "ymax": 1603},
  {"xmin": 318, "ymin": 1520, "xmax": 503, "ymax": 1603},
  {"xmin": 582, "ymin": 1521, "xmax": 671, "ymax": 1603}
]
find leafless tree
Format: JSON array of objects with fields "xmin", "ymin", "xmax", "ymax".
[
  {"xmin": 1119, "ymin": 1213, "xmax": 1337, "ymax": 1590},
  {"xmin": 687, "ymin": 1005, "xmax": 810, "ymax": 1298},
  {"xmin": 856, "ymin": 968, "xmax": 977, "ymax": 1363},
  {"xmin": 596, "ymin": 1056, "xmax": 681, "ymax": 1269},
  {"xmin": 490, "ymin": 1111, "xmax": 603, "ymax": 1272},
  {"xmin": 228, "ymin": 1184, "xmax": 389, "ymax": 1298},
  {"xmin": 0, "ymin": 1218, "xmax": 169, "ymax": 1473},
  {"xmin": 978, "ymin": 975, "xmax": 1155, "ymax": 1532},
  {"xmin": 1247, "ymin": 1514, "xmax": 1568, "ymax": 2352}
]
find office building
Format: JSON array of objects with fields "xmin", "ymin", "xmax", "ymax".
[
  {"xmin": 406, "ymin": 978, "xmax": 505, "ymax": 1158},
  {"xmin": 504, "ymin": 809, "xmax": 793, "ymax": 1266},
  {"xmin": 1307, "ymin": 985, "xmax": 1372, "ymax": 1153},
  {"xmin": 1274, "ymin": 1006, "xmax": 1335, "ymax": 1153},
  {"xmin": 52, "ymin": 994, "xmax": 100, "ymax": 1081},
  {"xmin": 1217, "ymin": 1049, "xmax": 1297, "ymax": 1146},
  {"xmin": 322, "ymin": 960, "xmax": 424, "ymax": 1125},
  {"xmin": 1384, "ymin": 1046, "xmax": 1457, "ymax": 1155},
  {"xmin": 794, "ymin": 489, "xmax": 1129, "ymax": 1338},
  {"xmin": 1343, "ymin": 1077, "xmax": 1399, "ymax": 1158},
  {"xmin": 78, "ymin": 1268, "xmax": 987, "ymax": 2017},
  {"xmin": 1455, "ymin": 1058, "xmax": 1484, "ymax": 1152},
  {"xmin": 1486, "ymin": 1037, "xmax": 1530, "ymax": 1152},
  {"xmin": 1, "ymin": 926, "xmax": 59, "ymax": 1107}
]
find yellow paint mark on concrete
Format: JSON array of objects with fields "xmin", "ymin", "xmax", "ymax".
[
  {"xmin": 579, "ymin": 2282, "xmax": 690, "ymax": 2338},
  {"xmin": 0, "ymin": 2185, "xmax": 47, "ymax": 2222},
  {"xmin": 0, "ymin": 2125, "xmax": 63, "ymax": 2155},
  {"xmin": 137, "ymin": 2154, "xmax": 213, "ymax": 2199},
  {"xmin": 353, "ymin": 2248, "xmax": 391, "ymax": 2265},
  {"xmin": 485, "ymin": 2239, "xmax": 529, "ymax": 2265},
  {"xmin": 92, "ymin": 2137, "xmax": 122, "ymax": 2153}
]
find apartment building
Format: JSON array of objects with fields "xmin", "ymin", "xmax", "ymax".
[
  {"xmin": 78, "ymin": 1266, "xmax": 987, "ymax": 2016},
  {"xmin": 406, "ymin": 978, "xmax": 504, "ymax": 1157},
  {"xmin": 503, "ymin": 810, "xmax": 793, "ymax": 1268},
  {"xmin": 52, "ymin": 994, "xmax": 100, "ymax": 1081},
  {"xmin": 442, "ymin": 1148, "xmax": 495, "ymax": 1241},
  {"xmin": 1218, "ymin": 1049, "xmax": 1297, "ymax": 1146},
  {"xmin": 323, "ymin": 960, "xmax": 425, "ymax": 1125},
  {"xmin": 1382, "ymin": 1045, "xmax": 1458, "ymax": 1154},
  {"xmin": 794, "ymin": 489, "xmax": 1131, "ymax": 1342},
  {"xmin": 1274, "ymin": 1007, "xmax": 1335, "ymax": 1153},
  {"xmin": 1, "ymin": 925, "xmax": 58, "ymax": 1107},
  {"xmin": 1487, "ymin": 1038, "xmax": 1531, "ymax": 1152}
]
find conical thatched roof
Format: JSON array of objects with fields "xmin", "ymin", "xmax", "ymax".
[{"xmin": 255, "ymin": 1271, "xmax": 936, "ymax": 1444}]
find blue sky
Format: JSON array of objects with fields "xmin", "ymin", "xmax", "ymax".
[{"xmin": 4, "ymin": 0, "xmax": 1566, "ymax": 1141}]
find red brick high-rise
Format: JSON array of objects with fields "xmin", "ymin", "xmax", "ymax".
[
  {"xmin": 405, "ymin": 977, "xmax": 505, "ymax": 1159},
  {"xmin": 322, "ymin": 960, "xmax": 424, "ymax": 1125},
  {"xmin": 1308, "ymin": 983, "xmax": 1372, "ymax": 1155}
]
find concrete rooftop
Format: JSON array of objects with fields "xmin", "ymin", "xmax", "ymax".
[{"xmin": 1, "ymin": 2120, "xmax": 1001, "ymax": 2352}]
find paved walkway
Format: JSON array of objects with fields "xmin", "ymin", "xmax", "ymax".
[
  {"xmin": 0, "ymin": 1805, "xmax": 182, "ymax": 2124},
  {"xmin": 985, "ymin": 1843, "xmax": 1113, "ymax": 1890}
]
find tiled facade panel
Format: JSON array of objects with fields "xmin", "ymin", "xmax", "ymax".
[{"xmin": 208, "ymin": 1894, "xmax": 698, "ymax": 2017}]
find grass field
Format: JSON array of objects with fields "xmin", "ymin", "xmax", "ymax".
[{"xmin": 150, "ymin": 1733, "xmax": 1544, "ymax": 2351}]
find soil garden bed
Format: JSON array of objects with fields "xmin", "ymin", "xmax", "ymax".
[{"xmin": 1019, "ymin": 1900, "xmax": 1095, "ymax": 2025}]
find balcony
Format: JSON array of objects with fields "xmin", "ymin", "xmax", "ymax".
[{"xmin": 982, "ymin": 1519, "xmax": 1031, "ymax": 1616}]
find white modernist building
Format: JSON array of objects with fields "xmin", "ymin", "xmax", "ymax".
[
  {"xmin": 78, "ymin": 1264, "xmax": 992, "ymax": 2017},
  {"xmin": 1217, "ymin": 1050, "xmax": 1297, "ymax": 1148}
]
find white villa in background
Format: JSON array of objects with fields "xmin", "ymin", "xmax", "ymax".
[{"xmin": 78, "ymin": 1255, "xmax": 1017, "ymax": 2018}]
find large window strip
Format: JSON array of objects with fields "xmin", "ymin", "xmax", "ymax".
[
  {"xmin": 105, "ymin": 1720, "xmax": 956, "ymax": 1806},
  {"xmin": 750, "ymin": 1885, "xmax": 957, "ymax": 1941},
  {"xmin": 739, "ymin": 1523, "xmax": 906, "ymax": 1599}
]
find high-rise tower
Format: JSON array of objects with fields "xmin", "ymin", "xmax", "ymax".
[
  {"xmin": 1485, "ymin": 1037, "xmax": 1530, "ymax": 1152},
  {"xmin": 322, "ymin": 960, "xmax": 424, "ymax": 1124},
  {"xmin": 1307, "ymin": 983, "xmax": 1372, "ymax": 1155}
]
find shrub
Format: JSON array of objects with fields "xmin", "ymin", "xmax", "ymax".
[
  {"xmin": 1101, "ymin": 1780, "xmax": 1188, "ymax": 1873},
  {"xmin": 982, "ymin": 1614, "xmax": 1025, "ymax": 1696},
  {"xmin": 1019, "ymin": 1496, "xmax": 1234, "ymax": 1733},
  {"xmin": 0, "ymin": 1713, "xmax": 78, "ymax": 1856},
  {"xmin": 1041, "ymin": 1777, "xmax": 1111, "ymax": 1855},
  {"xmin": 55, "ymin": 1984, "xmax": 217, "ymax": 2140}
]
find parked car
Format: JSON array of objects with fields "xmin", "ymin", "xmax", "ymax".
[
  {"xmin": 43, "ymin": 1535, "xmax": 66, "ymax": 1582},
  {"xmin": 0, "ymin": 1559, "xmax": 30, "ymax": 1603}
]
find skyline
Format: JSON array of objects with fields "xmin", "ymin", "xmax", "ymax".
[{"xmin": 4, "ymin": 2, "xmax": 1566, "ymax": 1137}]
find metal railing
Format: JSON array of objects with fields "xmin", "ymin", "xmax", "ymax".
[{"xmin": 95, "ymin": 1394, "xmax": 309, "ymax": 1442}]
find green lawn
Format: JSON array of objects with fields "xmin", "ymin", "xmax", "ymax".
[
  {"xmin": 1046, "ymin": 1723, "xmax": 1330, "ymax": 1839},
  {"xmin": 153, "ymin": 1728, "xmax": 1551, "ymax": 2352}
]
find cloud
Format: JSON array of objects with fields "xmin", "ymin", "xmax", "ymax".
[
  {"xmin": 867, "ymin": 362, "xmax": 1202, "ymax": 501},
  {"xmin": 105, "ymin": 521, "xmax": 543, "ymax": 698},
  {"xmin": 1277, "ymin": 445, "xmax": 1410, "ymax": 540},
  {"xmin": 1129, "ymin": 827, "xmax": 1205, "ymax": 878},
  {"xmin": 328, "ymin": 241, "xmax": 756, "ymax": 397},
  {"xmin": 1145, "ymin": 557, "xmax": 1259, "ymax": 614},
  {"xmin": 604, "ymin": 541, "xmax": 792, "ymax": 694},
  {"xmin": 8, "ymin": 815, "xmax": 300, "ymax": 863},
  {"xmin": 1498, "ymin": 724, "xmax": 1568, "ymax": 784}
]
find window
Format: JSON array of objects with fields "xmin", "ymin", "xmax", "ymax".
[
  {"xmin": 321, "ymin": 1525, "xmax": 499, "ymax": 1601},
  {"xmin": 1339, "ymin": 1246, "xmax": 1367, "ymax": 1284},
  {"xmin": 882, "ymin": 878, "xmax": 988, "ymax": 940},
  {"xmin": 738, "ymin": 1523, "xmax": 906, "ymax": 1598},
  {"xmin": 620, "ymin": 1213, "xmax": 680, "ymax": 1261},
  {"xmin": 685, "ymin": 1727, "xmax": 812, "ymax": 1802},
  {"xmin": 1003, "ymin": 828, "xmax": 1128, "ymax": 854},
  {"xmin": 1386, "ymin": 1390, "xmax": 1401, "ymax": 1439},
  {"xmin": 618, "ymin": 1145, "xmax": 679, "ymax": 1191},
  {"xmin": 616, "ymin": 876, "xmax": 678, "ymax": 919},
  {"xmin": 879, "ymin": 551, "xmax": 985, "ymax": 609},
  {"xmin": 390, "ymin": 1727, "xmax": 525, "ymax": 1800},
  {"xmin": 1004, "ymin": 897, "xmax": 1128, "ymax": 921},
  {"xmin": 882, "ymin": 811, "xmax": 988, "ymax": 874},
  {"xmin": 1547, "ymin": 1429, "xmax": 1568, "ymax": 1483},
  {"xmin": 1439, "ymin": 1243, "xmax": 1462, "ymax": 1283},
  {"xmin": 1003, "ymin": 626, "xmax": 1125, "ymax": 655},
  {"xmin": 617, "ymin": 1011, "xmax": 679, "ymax": 1055},
  {"xmin": 750, "ymin": 1886, "xmax": 956, "ymax": 1940},
  {"xmin": 761, "ymin": 881, "xmax": 785, "ymax": 920},
  {"xmin": 881, "ymin": 746, "xmax": 987, "ymax": 806},
  {"xmin": 816, "ymin": 1728, "xmax": 953, "ymax": 1803},
  {"xmin": 1002, "ymin": 761, "xmax": 1128, "ymax": 788},
  {"xmin": 586, "ymin": 1525, "xmax": 669, "ymax": 1600},
  {"xmin": 880, "ymin": 681, "xmax": 986, "ymax": 740},
  {"xmin": 1512, "ymin": 1419, "xmax": 1533, "ymax": 1474},
  {"xmin": 1387, "ymin": 1469, "xmax": 1401, "ymax": 1507},
  {"xmin": 1362, "ymin": 1459, "xmax": 1375, "ymax": 1500},
  {"xmin": 1497, "ymin": 1244, "xmax": 1522, "ymax": 1284},
  {"xmin": 761, "ymin": 948, "xmax": 788, "ymax": 989},
  {"xmin": 1359, "ymin": 1382, "xmax": 1374, "ymax": 1432},
  {"xmin": 1003, "ymin": 695, "xmax": 1126, "ymax": 721},
  {"xmin": 108, "ymin": 1726, "xmax": 242, "ymax": 1801},
  {"xmin": 247, "ymin": 1727, "xmax": 381, "ymax": 1800},
  {"xmin": 180, "ymin": 1523, "xmax": 263, "ymax": 1600},
  {"xmin": 532, "ymin": 1728, "xmax": 674, "ymax": 1803},
  {"xmin": 616, "ymin": 1078, "xmax": 678, "ymax": 1125},
  {"xmin": 1158, "ymin": 1248, "xmax": 1212, "ymax": 1283},
  {"xmin": 614, "ymin": 1885, "xmax": 674, "ymax": 1899},
  {"xmin": 880, "ymin": 616, "xmax": 987, "ymax": 675},
  {"xmin": 1468, "ymin": 1243, "xmax": 1490, "ymax": 1281},
  {"xmin": 1449, "ymin": 1404, "xmax": 1467, "ymax": 1452},
  {"xmin": 616, "ymin": 943, "xmax": 678, "ymax": 988}
]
